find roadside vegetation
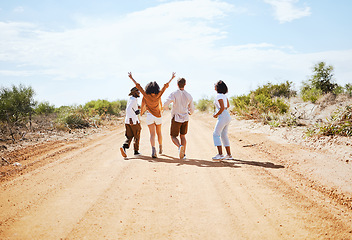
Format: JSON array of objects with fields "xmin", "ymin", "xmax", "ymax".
[
  {"xmin": 1, "ymin": 61, "xmax": 351, "ymax": 142},
  {"xmin": 306, "ymin": 105, "xmax": 352, "ymax": 137},
  {"xmin": 195, "ymin": 61, "xmax": 352, "ymax": 136},
  {"xmin": 0, "ymin": 84, "xmax": 126, "ymax": 143},
  {"xmin": 230, "ymin": 81, "xmax": 296, "ymax": 127},
  {"xmin": 195, "ymin": 96, "xmax": 214, "ymax": 113}
]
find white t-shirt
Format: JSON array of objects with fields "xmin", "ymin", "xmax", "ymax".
[
  {"xmin": 125, "ymin": 96, "xmax": 140, "ymax": 124},
  {"xmin": 214, "ymin": 93, "xmax": 228, "ymax": 111},
  {"xmin": 164, "ymin": 89, "xmax": 195, "ymax": 123}
]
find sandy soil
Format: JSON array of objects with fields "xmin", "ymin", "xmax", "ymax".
[{"xmin": 0, "ymin": 112, "xmax": 351, "ymax": 239}]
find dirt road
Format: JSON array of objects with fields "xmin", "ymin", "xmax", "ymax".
[{"xmin": 1, "ymin": 112, "xmax": 351, "ymax": 239}]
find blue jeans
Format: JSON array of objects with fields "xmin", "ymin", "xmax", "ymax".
[{"xmin": 213, "ymin": 110, "xmax": 231, "ymax": 147}]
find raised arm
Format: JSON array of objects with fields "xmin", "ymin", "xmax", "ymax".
[
  {"xmin": 158, "ymin": 72, "xmax": 176, "ymax": 97},
  {"xmin": 128, "ymin": 72, "xmax": 146, "ymax": 97},
  {"xmin": 128, "ymin": 72, "xmax": 138, "ymax": 85},
  {"xmin": 167, "ymin": 72, "xmax": 176, "ymax": 85}
]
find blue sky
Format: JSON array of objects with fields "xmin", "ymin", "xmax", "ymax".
[{"xmin": 1, "ymin": 0, "xmax": 351, "ymax": 106}]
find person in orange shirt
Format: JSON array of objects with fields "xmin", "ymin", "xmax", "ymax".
[{"xmin": 128, "ymin": 72, "xmax": 176, "ymax": 158}]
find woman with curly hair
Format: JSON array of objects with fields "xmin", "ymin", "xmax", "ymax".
[
  {"xmin": 128, "ymin": 72, "xmax": 175, "ymax": 158},
  {"xmin": 212, "ymin": 80, "xmax": 234, "ymax": 161}
]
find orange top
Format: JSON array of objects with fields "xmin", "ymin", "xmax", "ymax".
[{"xmin": 135, "ymin": 83, "xmax": 169, "ymax": 118}]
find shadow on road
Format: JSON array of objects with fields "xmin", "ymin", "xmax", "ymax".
[{"xmin": 124, "ymin": 154, "xmax": 284, "ymax": 169}]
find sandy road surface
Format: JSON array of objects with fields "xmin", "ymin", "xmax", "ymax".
[{"xmin": 1, "ymin": 112, "xmax": 352, "ymax": 239}]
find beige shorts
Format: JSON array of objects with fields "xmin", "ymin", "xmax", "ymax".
[{"xmin": 146, "ymin": 112, "xmax": 162, "ymax": 125}]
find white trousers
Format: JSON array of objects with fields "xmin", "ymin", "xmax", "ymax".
[{"xmin": 213, "ymin": 110, "xmax": 231, "ymax": 147}]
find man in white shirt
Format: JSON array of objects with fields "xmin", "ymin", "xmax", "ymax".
[
  {"xmin": 120, "ymin": 87, "xmax": 141, "ymax": 158},
  {"xmin": 164, "ymin": 78, "xmax": 195, "ymax": 159}
]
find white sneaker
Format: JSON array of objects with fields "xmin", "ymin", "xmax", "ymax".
[
  {"xmin": 212, "ymin": 154, "xmax": 224, "ymax": 161},
  {"xmin": 179, "ymin": 145, "xmax": 185, "ymax": 159},
  {"xmin": 224, "ymin": 154, "xmax": 234, "ymax": 160}
]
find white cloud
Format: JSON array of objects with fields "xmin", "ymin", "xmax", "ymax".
[
  {"xmin": 0, "ymin": 0, "xmax": 350, "ymax": 106},
  {"xmin": 264, "ymin": 0, "xmax": 311, "ymax": 23},
  {"xmin": 0, "ymin": 0, "xmax": 235, "ymax": 80}
]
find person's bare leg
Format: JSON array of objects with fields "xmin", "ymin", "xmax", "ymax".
[
  {"xmin": 155, "ymin": 124, "xmax": 163, "ymax": 154},
  {"xmin": 148, "ymin": 124, "xmax": 157, "ymax": 157},
  {"xmin": 171, "ymin": 136, "xmax": 181, "ymax": 148},
  {"xmin": 180, "ymin": 134, "xmax": 187, "ymax": 153},
  {"xmin": 217, "ymin": 146, "xmax": 223, "ymax": 155},
  {"xmin": 155, "ymin": 124, "xmax": 162, "ymax": 145},
  {"xmin": 225, "ymin": 146, "xmax": 231, "ymax": 156},
  {"xmin": 148, "ymin": 124, "xmax": 156, "ymax": 147}
]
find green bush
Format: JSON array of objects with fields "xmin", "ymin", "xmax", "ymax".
[
  {"xmin": 306, "ymin": 105, "xmax": 352, "ymax": 136},
  {"xmin": 230, "ymin": 81, "xmax": 291, "ymax": 122},
  {"xmin": 332, "ymin": 85, "xmax": 344, "ymax": 95},
  {"xmin": 196, "ymin": 97, "xmax": 214, "ymax": 112},
  {"xmin": 85, "ymin": 99, "xmax": 113, "ymax": 116},
  {"xmin": 0, "ymin": 84, "xmax": 35, "ymax": 123},
  {"xmin": 56, "ymin": 106, "xmax": 90, "ymax": 129},
  {"xmin": 252, "ymin": 81, "xmax": 296, "ymax": 98},
  {"xmin": 300, "ymin": 84, "xmax": 323, "ymax": 103},
  {"xmin": 56, "ymin": 99, "xmax": 127, "ymax": 130},
  {"xmin": 64, "ymin": 113, "xmax": 90, "ymax": 129},
  {"xmin": 118, "ymin": 99, "xmax": 127, "ymax": 111},
  {"xmin": 35, "ymin": 101, "xmax": 55, "ymax": 115},
  {"xmin": 345, "ymin": 83, "xmax": 352, "ymax": 97},
  {"xmin": 231, "ymin": 94, "xmax": 252, "ymax": 117},
  {"xmin": 84, "ymin": 99, "xmax": 124, "ymax": 116}
]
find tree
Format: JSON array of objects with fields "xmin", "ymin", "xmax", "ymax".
[
  {"xmin": 309, "ymin": 62, "xmax": 337, "ymax": 94},
  {"xmin": 0, "ymin": 84, "xmax": 36, "ymax": 142},
  {"xmin": 0, "ymin": 84, "xmax": 36, "ymax": 123}
]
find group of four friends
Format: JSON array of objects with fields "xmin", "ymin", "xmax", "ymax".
[{"xmin": 120, "ymin": 72, "xmax": 234, "ymax": 161}]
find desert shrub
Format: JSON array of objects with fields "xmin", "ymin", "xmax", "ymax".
[
  {"xmin": 85, "ymin": 99, "xmax": 113, "ymax": 116},
  {"xmin": 253, "ymin": 94, "xmax": 289, "ymax": 114},
  {"xmin": 64, "ymin": 114, "xmax": 90, "ymax": 129},
  {"xmin": 306, "ymin": 105, "xmax": 352, "ymax": 136},
  {"xmin": 56, "ymin": 106, "xmax": 90, "ymax": 129},
  {"xmin": 56, "ymin": 98, "xmax": 127, "ymax": 130},
  {"xmin": 0, "ymin": 84, "xmax": 35, "ymax": 123},
  {"xmin": 84, "ymin": 99, "xmax": 124, "ymax": 116},
  {"xmin": 35, "ymin": 101, "xmax": 55, "ymax": 115},
  {"xmin": 252, "ymin": 81, "xmax": 296, "ymax": 98},
  {"xmin": 231, "ymin": 94, "xmax": 253, "ymax": 117},
  {"xmin": 118, "ymin": 99, "xmax": 127, "ymax": 111},
  {"xmin": 110, "ymin": 100, "xmax": 123, "ymax": 115},
  {"xmin": 231, "ymin": 81, "xmax": 291, "ymax": 123},
  {"xmin": 332, "ymin": 85, "xmax": 345, "ymax": 95},
  {"xmin": 196, "ymin": 97, "xmax": 214, "ymax": 112},
  {"xmin": 264, "ymin": 113, "xmax": 299, "ymax": 127},
  {"xmin": 345, "ymin": 83, "xmax": 352, "ymax": 97},
  {"xmin": 300, "ymin": 84, "xmax": 323, "ymax": 103}
]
